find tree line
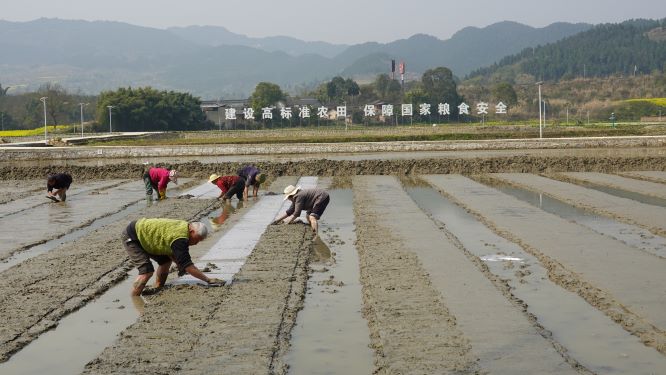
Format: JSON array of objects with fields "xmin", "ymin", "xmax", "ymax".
[
  {"xmin": 0, "ymin": 84, "xmax": 210, "ymax": 132},
  {"xmin": 1, "ymin": 65, "xmax": 520, "ymax": 131}
]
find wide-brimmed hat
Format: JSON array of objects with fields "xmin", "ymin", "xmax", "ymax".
[
  {"xmin": 256, "ymin": 173, "xmax": 267, "ymax": 184},
  {"xmin": 283, "ymin": 185, "xmax": 301, "ymax": 200},
  {"xmin": 209, "ymin": 174, "xmax": 221, "ymax": 183},
  {"xmin": 169, "ymin": 170, "xmax": 178, "ymax": 184}
]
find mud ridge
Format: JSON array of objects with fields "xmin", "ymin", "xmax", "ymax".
[
  {"xmin": 0, "ymin": 198, "xmax": 141, "ymax": 262},
  {"xmin": 477, "ymin": 173, "xmax": 666, "ymax": 240},
  {"xmin": 83, "ymin": 224, "xmax": 313, "ymax": 375},
  {"xmin": 0, "ymin": 198, "xmax": 217, "ymax": 362},
  {"xmin": 0, "ymin": 180, "xmax": 130, "ymax": 219},
  {"xmin": 352, "ymin": 177, "xmax": 480, "ymax": 374},
  {"xmin": 418, "ymin": 194, "xmax": 592, "ymax": 374},
  {"xmin": 430, "ymin": 185, "xmax": 666, "ymax": 355},
  {"xmin": 2, "ymin": 155, "xmax": 666, "ymax": 180},
  {"xmin": 0, "ymin": 181, "xmax": 43, "ymax": 205},
  {"xmin": 616, "ymin": 171, "xmax": 666, "ymax": 184}
]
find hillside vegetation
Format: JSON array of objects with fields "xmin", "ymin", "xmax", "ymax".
[
  {"xmin": 460, "ymin": 74, "xmax": 666, "ymax": 123},
  {"xmin": 468, "ymin": 19, "xmax": 666, "ymax": 82}
]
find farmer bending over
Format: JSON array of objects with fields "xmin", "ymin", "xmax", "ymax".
[
  {"xmin": 209, "ymin": 174, "xmax": 245, "ymax": 201},
  {"xmin": 272, "ymin": 185, "xmax": 330, "ymax": 234},
  {"xmin": 122, "ymin": 218, "xmax": 223, "ymax": 296},
  {"xmin": 46, "ymin": 173, "xmax": 73, "ymax": 202},
  {"xmin": 237, "ymin": 165, "xmax": 266, "ymax": 200},
  {"xmin": 143, "ymin": 167, "xmax": 177, "ymax": 200}
]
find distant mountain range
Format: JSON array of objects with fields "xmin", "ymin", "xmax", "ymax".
[
  {"xmin": 0, "ymin": 18, "xmax": 592, "ymax": 97},
  {"xmin": 168, "ymin": 25, "xmax": 349, "ymax": 58}
]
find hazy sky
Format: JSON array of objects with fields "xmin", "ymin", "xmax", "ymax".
[{"xmin": 1, "ymin": 0, "xmax": 664, "ymax": 44}]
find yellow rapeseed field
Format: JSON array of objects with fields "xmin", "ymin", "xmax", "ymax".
[
  {"xmin": 626, "ymin": 98, "xmax": 666, "ymax": 107},
  {"xmin": 0, "ymin": 125, "xmax": 71, "ymax": 137}
]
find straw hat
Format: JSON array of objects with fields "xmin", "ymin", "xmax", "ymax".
[
  {"xmin": 209, "ymin": 174, "xmax": 221, "ymax": 183},
  {"xmin": 256, "ymin": 173, "xmax": 267, "ymax": 184},
  {"xmin": 169, "ymin": 170, "xmax": 178, "ymax": 184},
  {"xmin": 283, "ymin": 185, "xmax": 301, "ymax": 200}
]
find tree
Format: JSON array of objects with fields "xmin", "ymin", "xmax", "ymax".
[
  {"xmin": 250, "ymin": 82, "xmax": 286, "ymax": 112},
  {"xmin": 97, "ymin": 87, "xmax": 207, "ymax": 131},
  {"xmin": 491, "ymin": 82, "xmax": 518, "ymax": 105},
  {"xmin": 345, "ymin": 78, "xmax": 360, "ymax": 97},
  {"xmin": 39, "ymin": 83, "xmax": 71, "ymax": 127},
  {"xmin": 405, "ymin": 87, "xmax": 431, "ymax": 122},
  {"xmin": 326, "ymin": 76, "xmax": 347, "ymax": 102},
  {"xmin": 374, "ymin": 74, "xmax": 391, "ymax": 98},
  {"xmin": 373, "ymin": 74, "xmax": 402, "ymax": 102},
  {"xmin": 421, "ymin": 67, "xmax": 461, "ymax": 106}
]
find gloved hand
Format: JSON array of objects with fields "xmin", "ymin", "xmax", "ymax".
[{"xmin": 158, "ymin": 190, "xmax": 166, "ymax": 200}]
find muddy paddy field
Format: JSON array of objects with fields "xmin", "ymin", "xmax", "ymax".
[{"xmin": 0, "ymin": 147, "xmax": 665, "ymax": 374}]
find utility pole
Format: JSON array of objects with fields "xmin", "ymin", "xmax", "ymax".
[
  {"xmin": 217, "ymin": 99, "xmax": 222, "ymax": 131},
  {"xmin": 536, "ymin": 82, "xmax": 543, "ymax": 138},
  {"xmin": 107, "ymin": 105, "xmax": 115, "ymax": 133},
  {"xmin": 40, "ymin": 97, "xmax": 48, "ymax": 142},
  {"xmin": 79, "ymin": 103, "xmax": 88, "ymax": 137}
]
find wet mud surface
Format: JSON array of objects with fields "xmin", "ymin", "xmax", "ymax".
[
  {"xmin": 0, "ymin": 198, "xmax": 217, "ymax": 362},
  {"xmin": 1, "ymin": 147, "xmax": 666, "ymax": 374},
  {"xmin": 83, "ymin": 225, "xmax": 313, "ymax": 375},
  {"xmin": 426, "ymin": 175, "xmax": 666, "ymax": 356}
]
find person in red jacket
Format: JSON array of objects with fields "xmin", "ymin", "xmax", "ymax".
[
  {"xmin": 209, "ymin": 174, "xmax": 245, "ymax": 201},
  {"xmin": 143, "ymin": 167, "xmax": 177, "ymax": 200}
]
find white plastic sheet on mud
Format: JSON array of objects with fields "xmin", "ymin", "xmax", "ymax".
[
  {"xmin": 480, "ymin": 254, "xmax": 524, "ymax": 262},
  {"xmin": 181, "ymin": 182, "xmax": 220, "ymax": 198},
  {"xmin": 174, "ymin": 177, "xmax": 318, "ymax": 285}
]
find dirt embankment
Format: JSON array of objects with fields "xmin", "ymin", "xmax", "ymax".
[
  {"xmin": 83, "ymin": 224, "xmax": 313, "ymax": 375},
  {"xmin": 2, "ymin": 155, "xmax": 666, "ymax": 181}
]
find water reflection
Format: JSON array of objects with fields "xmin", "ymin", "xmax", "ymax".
[
  {"xmin": 209, "ymin": 200, "xmax": 243, "ymax": 230},
  {"xmin": 311, "ymin": 235, "xmax": 333, "ymax": 264},
  {"xmin": 131, "ymin": 296, "xmax": 146, "ymax": 315}
]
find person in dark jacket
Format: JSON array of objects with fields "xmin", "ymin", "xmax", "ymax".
[
  {"xmin": 121, "ymin": 218, "xmax": 224, "ymax": 296},
  {"xmin": 237, "ymin": 165, "xmax": 266, "ymax": 200},
  {"xmin": 272, "ymin": 185, "xmax": 330, "ymax": 234},
  {"xmin": 46, "ymin": 173, "xmax": 73, "ymax": 202}
]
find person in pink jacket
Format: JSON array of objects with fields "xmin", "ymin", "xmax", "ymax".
[{"xmin": 143, "ymin": 167, "xmax": 178, "ymax": 200}]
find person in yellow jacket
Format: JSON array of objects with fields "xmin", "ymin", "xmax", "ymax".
[{"xmin": 121, "ymin": 218, "xmax": 223, "ymax": 295}]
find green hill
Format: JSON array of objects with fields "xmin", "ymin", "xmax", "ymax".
[{"xmin": 468, "ymin": 19, "xmax": 666, "ymax": 82}]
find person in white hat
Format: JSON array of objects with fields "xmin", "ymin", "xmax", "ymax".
[
  {"xmin": 272, "ymin": 185, "xmax": 330, "ymax": 233},
  {"xmin": 209, "ymin": 174, "xmax": 245, "ymax": 201}
]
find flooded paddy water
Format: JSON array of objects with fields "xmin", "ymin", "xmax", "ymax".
[{"xmin": 0, "ymin": 146, "xmax": 665, "ymax": 374}]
